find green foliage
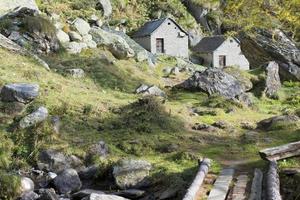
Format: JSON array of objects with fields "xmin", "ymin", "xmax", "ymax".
[
  {"xmin": 0, "ymin": 171, "xmax": 21, "ymax": 200},
  {"xmin": 203, "ymin": 94, "xmax": 243, "ymax": 111},
  {"xmin": 21, "ymin": 16, "xmax": 56, "ymax": 38}
]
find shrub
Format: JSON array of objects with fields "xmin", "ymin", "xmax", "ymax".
[
  {"xmin": 203, "ymin": 94, "xmax": 243, "ymax": 111},
  {"xmin": 0, "ymin": 171, "xmax": 21, "ymax": 200}
]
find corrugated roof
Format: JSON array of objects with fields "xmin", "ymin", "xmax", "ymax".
[
  {"xmin": 192, "ymin": 36, "xmax": 226, "ymax": 53},
  {"xmin": 133, "ymin": 18, "xmax": 187, "ymax": 38}
]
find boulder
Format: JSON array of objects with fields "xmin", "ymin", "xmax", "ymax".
[
  {"xmin": 66, "ymin": 68, "xmax": 85, "ymax": 78},
  {"xmin": 65, "ymin": 42, "xmax": 87, "ymax": 54},
  {"xmin": 56, "ymin": 30, "xmax": 70, "ymax": 44},
  {"xmin": 83, "ymin": 193, "xmax": 129, "ymax": 200},
  {"xmin": 82, "ymin": 34, "xmax": 97, "ymax": 49},
  {"xmin": 178, "ymin": 69, "xmax": 244, "ymax": 99},
  {"xmin": 78, "ymin": 165, "xmax": 99, "ymax": 180},
  {"xmin": 240, "ymin": 29, "xmax": 300, "ymax": 81},
  {"xmin": 212, "ymin": 121, "xmax": 231, "ymax": 129},
  {"xmin": 264, "ymin": 61, "xmax": 281, "ymax": 99},
  {"xmin": 97, "ymin": 0, "xmax": 112, "ymax": 18},
  {"xmin": 170, "ymin": 67, "xmax": 180, "ymax": 75},
  {"xmin": 90, "ymin": 28, "xmax": 134, "ymax": 59},
  {"xmin": 53, "ymin": 169, "xmax": 82, "ymax": 194},
  {"xmin": 113, "ymin": 159, "xmax": 152, "ymax": 189},
  {"xmin": 69, "ymin": 31, "xmax": 82, "ymax": 42},
  {"xmin": 38, "ymin": 188, "xmax": 58, "ymax": 200},
  {"xmin": 73, "ymin": 18, "xmax": 91, "ymax": 36},
  {"xmin": 20, "ymin": 191, "xmax": 39, "ymax": 200},
  {"xmin": 87, "ymin": 140, "xmax": 109, "ymax": 159},
  {"xmin": 72, "ymin": 189, "xmax": 105, "ymax": 200},
  {"xmin": 0, "ymin": 83, "xmax": 39, "ymax": 104},
  {"xmin": 0, "ymin": 0, "xmax": 39, "ymax": 16},
  {"xmin": 257, "ymin": 115, "xmax": 299, "ymax": 130},
  {"xmin": 135, "ymin": 84, "xmax": 149, "ymax": 94},
  {"xmin": 114, "ymin": 189, "xmax": 145, "ymax": 199},
  {"xmin": 192, "ymin": 123, "xmax": 218, "ymax": 132},
  {"xmin": 20, "ymin": 177, "xmax": 35, "ymax": 194},
  {"xmin": 19, "ymin": 106, "xmax": 48, "ymax": 128}
]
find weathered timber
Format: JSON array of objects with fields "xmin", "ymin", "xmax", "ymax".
[
  {"xmin": 0, "ymin": 33, "xmax": 50, "ymax": 70},
  {"xmin": 266, "ymin": 161, "xmax": 282, "ymax": 200},
  {"xmin": 232, "ymin": 174, "xmax": 248, "ymax": 200},
  {"xmin": 249, "ymin": 169, "xmax": 263, "ymax": 200},
  {"xmin": 207, "ymin": 168, "xmax": 235, "ymax": 200},
  {"xmin": 183, "ymin": 158, "xmax": 211, "ymax": 200},
  {"xmin": 259, "ymin": 141, "xmax": 300, "ymax": 161}
]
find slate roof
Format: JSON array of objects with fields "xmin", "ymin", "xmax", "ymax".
[
  {"xmin": 192, "ymin": 36, "xmax": 227, "ymax": 53},
  {"xmin": 133, "ymin": 18, "xmax": 187, "ymax": 38}
]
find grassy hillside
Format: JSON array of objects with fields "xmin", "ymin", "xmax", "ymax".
[{"xmin": 1, "ymin": 45, "xmax": 299, "ymax": 198}]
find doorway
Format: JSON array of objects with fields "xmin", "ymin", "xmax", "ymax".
[
  {"xmin": 219, "ymin": 55, "xmax": 226, "ymax": 67},
  {"xmin": 156, "ymin": 38, "xmax": 164, "ymax": 53}
]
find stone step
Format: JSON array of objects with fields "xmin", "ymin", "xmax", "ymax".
[
  {"xmin": 207, "ymin": 168, "xmax": 235, "ymax": 200},
  {"xmin": 232, "ymin": 174, "xmax": 249, "ymax": 200}
]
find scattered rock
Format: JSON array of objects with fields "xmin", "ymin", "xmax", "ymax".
[
  {"xmin": 0, "ymin": 0, "xmax": 39, "ymax": 16},
  {"xmin": 90, "ymin": 28, "xmax": 135, "ymax": 59},
  {"xmin": 212, "ymin": 121, "xmax": 231, "ymax": 129},
  {"xmin": 257, "ymin": 115, "xmax": 299, "ymax": 130},
  {"xmin": 97, "ymin": 0, "xmax": 112, "ymax": 18},
  {"xmin": 264, "ymin": 61, "xmax": 281, "ymax": 99},
  {"xmin": 66, "ymin": 68, "xmax": 85, "ymax": 78},
  {"xmin": 73, "ymin": 18, "xmax": 91, "ymax": 36},
  {"xmin": 177, "ymin": 69, "xmax": 244, "ymax": 99},
  {"xmin": 69, "ymin": 31, "xmax": 83, "ymax": 42},
  {"xmin": 38, "ymin": 149, "xmax": 68, "ymax": 173},
  {"xmin": 56, "ymin": 30, "xmax": 70, "ymax": 44},
  {"xmin": 51, "ymin": 116, "xmax": 61, "ymax": 134},
  {"xmin": 20, "ymin": 177, "xmax": 35, "ymax": 195},
  {"xmin": 192, "ymin": 123, "xmax": 218, "ymax": 132},
  {"xmin": 53, "ymin": 169, "xmax": 82, "ymax": 194},
  {"xmin": 0, "ymin": 101, "xmax": 26, "ymax": 115},
  {"xmin": 240, "ymin": 121, "xmax": 256, "ymax": 130},
  {"xmin": 19, "ymin": 106, "xmax": 48, "ymax": 129},
  {"xmin": 114, "ymin": 189, "xmax": 145, "ymax": 199},
  {"xmin": 72, "ymin": 189, "xmax": 105, "ymax": 200},
  {"xmin": 0, "ymin": 83, "xmax": 39, "ymax": 104},
  {"xmin": 38, "ymin": 188, "xmax": 58, "ymax": 200},
  {"xmin": 113, "ymin": 159, "xmax": 152, "ymax": 189},
  {"xmin": 87, "ymin": 140, "xmax": 109, "ymax": 159},
  {"xmin": 237, "ymin": 93, "xmax": 253, "ymax": 107},
  {"xmin": 20, "ymin": 191, "xmax": 39, "ymax": 200},
  {"xmin": 83, "ymin": 193, "xmax": 129, "ymax": 200},
  {"xmin": 78, "ymin": 165, "xmax": 99, "ymax": 180}
]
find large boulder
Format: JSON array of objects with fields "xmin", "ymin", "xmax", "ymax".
[
  {"xmin": 240, "ymin": 29, "xmax": 300, "ymax": 81},
  {"xmin": 53, "ymin": 169, "xmax": 82, "ymax": 194},
  {"xmin": 97, "ymin": 0, "xmax": 112, "ymax": 18},
  {"xmin": 177, "ymin": 68, "xmax": 244, "ymax": 99},
  {"xmin": 19, "ymin": 106, "xmax": 48, "ymax": 129},
  {"xmin": 83, "ymin": 193, "xmax": 128, "ymax": 200},
  {"xmin": 264, "ymin": 61, "xmax": 281, "ymax": 99},
  {"xmin": 113, "ymin": 159, "xmax": 152, "ymax": 189},
  {"xmin": 90, "ymin": 28, "xmax": 134, "ymax": 59},
  {"xmin": 0, "ymin": 0, "xmax": 39, "ymax": 16},
  {"xmin": 0, "ymin": 83, "xmax": 39, "ymax": 104},
  {"xmin": 56, "ymin": 30, "xmax": 70, "ymax": 44}
]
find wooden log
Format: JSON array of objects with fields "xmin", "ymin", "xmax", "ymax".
[
  {"xmin": 207, "ymin": 168, "xmax": 235, "ymax": 200},
  {"xmin": 259, "ymin": 141, "xmax": 300, "ymax": 161},
  {"xmin": 232, "ymin": 174, "xmax": 248, "ymax": 200},
  {"xmin": 266, "ymin": 161, "xmax": 282, "ymax": 200},
  {"xmin": 182, "ymin": 158, "xmax": 211, "ymax": 200},
  {"xmin": 249, "ymin": 168, "xmax": 263, "ymax": 200}
]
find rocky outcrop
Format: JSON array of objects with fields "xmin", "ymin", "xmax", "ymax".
[
  {"xmin": 257, "ymin": 115, "xmax": 299, "ymax": 130},
  {"xmin": 113, "ymin": 159, "xmax": 152, "ymax": 189},
  {"xmin": 90, "ymin": 28, "xmax": 134, "ymax": 59},
  {"xmin": 53, "ymin": 168, "xmax": 82, "ymax": 194},
  {"xmin": 264, "ymin": 61, "xmax": 281, "ymax": 99},
  {"xmin": 19, "ymin": 106, "xmax": 48, "ymax": 129},
  {"xmin": 0, "ymin": 0, "xmax": 39, "ymax": 16},
  {"xmin": 0, "ymin": 83, "xmax": 39, "ymax": 104},
  {"xmin": 241, "ymin": 29, "xmax": 300, "ymax": 81},
  {"xmin": 0, "ymin": 8, "xmax": 60, "ymax": 54},
  {"xmin": 135, "ymin": 85, "xmax": 166, "ymax": 97},
  {"xmin": 178, "ymin": 68, "xmax": 244, "ymax": 99}
]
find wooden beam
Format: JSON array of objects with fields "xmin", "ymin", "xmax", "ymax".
[
  {"xmin": 232, "ymin": 174, "xmax": 249, "ymax": 200},
  {"xmin": 183, "ymin": 158, "xmax": 210, "ymax": 200},
  {"xmin": 266, "ymin": 161, "xmax": 282, "ymax": 200},
  {"xmin": 259, "ymin": 141, "xmax": 300, "ymax": 161},
  {"xmin": 249, "ymin": 168, "xmax": 263, "ymax": 200}
]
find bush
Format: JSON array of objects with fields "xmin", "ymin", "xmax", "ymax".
[
  {"xmin": 0, "ymin": 171, "xmax": 21, "ymax": 200},
  {"xmin": 203, "ymin": 94, "xmax": 243, "ymax": 112}
]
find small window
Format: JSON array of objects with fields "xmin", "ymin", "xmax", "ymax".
[
  {"xmin": 168, "ymin": 22, "xmax": 171, "ymax": 25},
  {"xmin": 175, "ymin": 27, "xmax": 177, "ymax": 29},
  {"xmin": 230, "ymin": 39, "xmax": 233, "ymax": 43}
]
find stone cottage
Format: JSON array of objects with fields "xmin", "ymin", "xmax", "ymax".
[
  {"xmin": 192, "ymin": 36, "xmax": 250, "ymax": 70},
  {"xmin": 132, "ymin": 18, "xmax": 189, "ymax": 58}
]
